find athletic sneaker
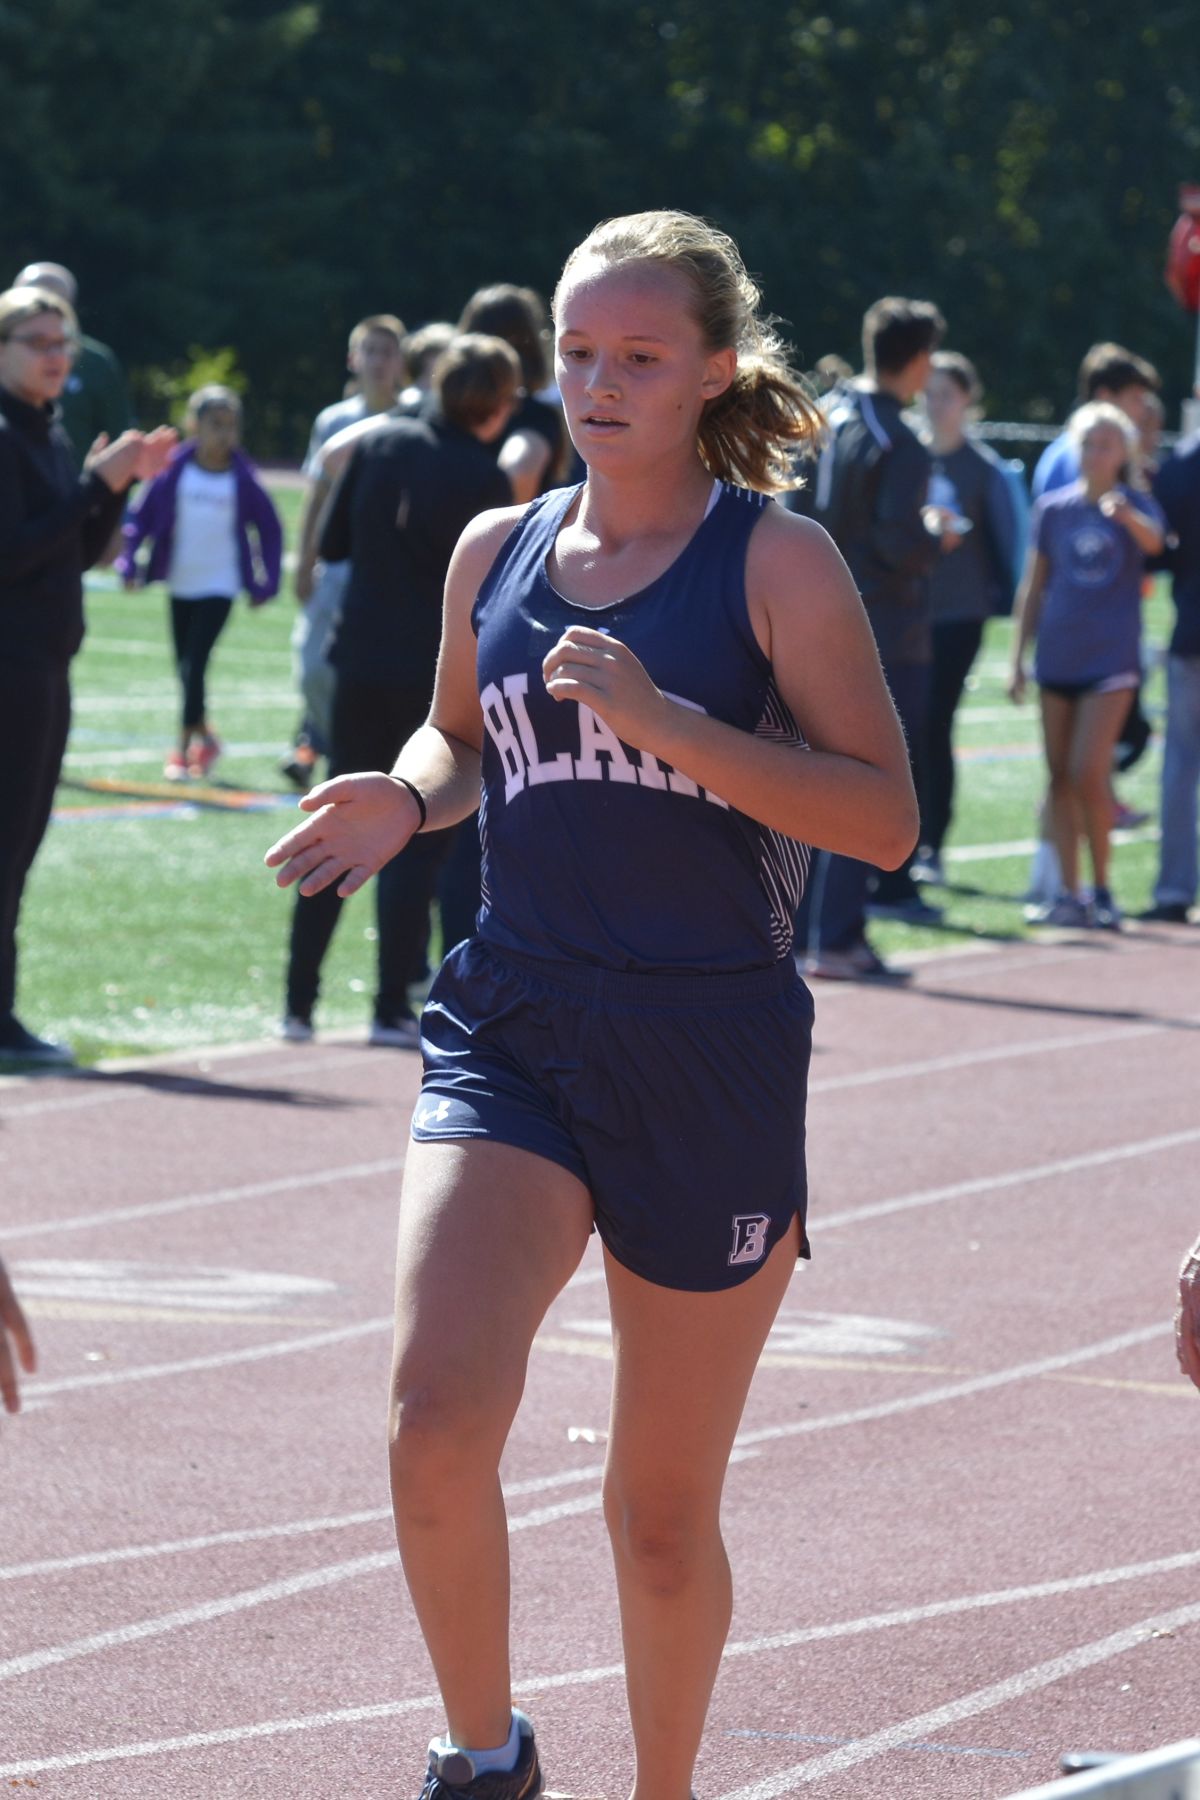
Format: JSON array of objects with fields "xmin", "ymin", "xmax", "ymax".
[
  {"xmin": 188, "ymin": 732, "xmax": 222, "ymax": 779},
  {"xmin": 0, "ymin": 1016, "xmax": 75, "ymax": 1066},
  {"xmin": 910, "ymin": 847, "xmax": 945, "ymax": 885},
  {"xmin": 803, "ymin": 940, "xmax": 909, "ymax": 982},
  {"xmin": 369, "ymin": 1014, "xmax": 421, "ymax": 1049},
  {"xmin": 280, "ymin": 743, "xmax": 318, "ymax": 791},
  {"xmin": 163, "ymin": 750, "xmax": 188, "ymax": 782},
  {"xmin": 278, "ymin": 1013, "xmax": 314, "ymax": 1043},
  {"xmin": 419, "ymin": 1711, "xmax": 542, "ymax": 1800},
  {"xmin": 1139, "ymin": 901, "xmax": 1190, "ymax": 924},
  {"xmin": 1089, "ymin": 887, "xmax": 1122, "ymax": 931},
  {"xmin": 1112, "ymin": 802, "xmax": 1151, "ymax": 831},
  {"xmin": 864, "ymin": 893, "xmax": 943, "ymax": 925},
  {"xmin": 1029, "ymin": 894, "xmax": 1089, "ymax": 929}
]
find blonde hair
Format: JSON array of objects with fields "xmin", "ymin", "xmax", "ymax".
[
  {"xmin": 1069, "ymin": 400, "xmax": 1138, "ymax": 457},
  {"xmin": 0, "ymin": 286, "xmax": 79, "ymax": 343},
  {"xmin": 554, "ymin": 211, "xmax": 823, "ymax": 494}
]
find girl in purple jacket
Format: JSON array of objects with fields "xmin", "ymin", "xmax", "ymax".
[{"xmin": 118, "ymin": 384, "xmax": 282, "ymax": 780}]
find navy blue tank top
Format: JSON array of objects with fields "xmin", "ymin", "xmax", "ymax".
[{"xmin": 471, "ymin": 480, "xmax": 811, "ymax": 973}]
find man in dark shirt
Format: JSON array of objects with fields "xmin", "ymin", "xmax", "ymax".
[
  {"xmin": 282, "ymin": 333, "xmax": 518, "ymax": 1044},
  {"xmin": 1143, "ymin": 422, "xmax": 1200, "ymax": 922},
  {"xmin": 794, "ymin": 295, "xmax": 945, "ymax": 978}
]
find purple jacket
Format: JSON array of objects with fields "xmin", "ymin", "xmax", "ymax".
[{"xmin": 116, "ymin": 442, "xmax": 283, "ymax": 603}]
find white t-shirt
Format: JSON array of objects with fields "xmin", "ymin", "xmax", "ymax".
[{"xmin": 168, "ymin": 463, "xmax": 240, "ymax": 600}]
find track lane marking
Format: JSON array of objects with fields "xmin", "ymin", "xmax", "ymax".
[
  {"xmin": 0, "ymin": 1494, "xmax": 604, "ymax": 1686},
  {"xmin": 4, "ymin": 1544, "xmax": 1199, "ymax": 1779},
  {"xmin": 712, "ymin": 1598, "xmax": 1200, "ymax": 1798},
  {"xmin": 817, "ymin": 1126, "xmax": 1200, "ymax": 1232}
]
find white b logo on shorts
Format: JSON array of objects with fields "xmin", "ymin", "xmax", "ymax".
[{"xmin": 728, "ymin": 1213, "xmax": 771, "ymax": 1267}]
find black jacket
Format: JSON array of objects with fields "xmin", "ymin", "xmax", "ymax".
[
  {"xmin": 799, "ymin": 386, "xmax": 938, "ymax": 665},
  {"xmin": 0, "ymin": 387, "xmax": 126, "ymax": 665},
  {"xmin": 320, "ymin": 412, "xmax": 511, "ymax": 686},
  {"xmin": 1153, "ymin": 433, "xmax": 1200, "ymax": 659}
]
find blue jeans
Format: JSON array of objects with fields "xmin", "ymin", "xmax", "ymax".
[{"xmin": 1155, "ymin": 653, "xmax": 1200, "ymax": 908}]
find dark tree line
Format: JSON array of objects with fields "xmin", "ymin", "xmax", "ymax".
[{"xmin": 4, "ymin": 1, "xmax": 1198, "ymax": 455}]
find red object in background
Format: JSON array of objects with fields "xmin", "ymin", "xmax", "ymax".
[{"xmin": 1166, "ymin": 184, "xmax": 1200, "ymax": 313}]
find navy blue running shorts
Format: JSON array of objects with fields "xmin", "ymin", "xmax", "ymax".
[{"xmin": 410, "ymin": 936, "xmax": 815, "ymax": 1292}]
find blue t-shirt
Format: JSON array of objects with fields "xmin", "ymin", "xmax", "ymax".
[
  {"xmin": 471, "ymin": 481, "xmax": 811, "ymax": 973},
  {"xmin": 1031, "ymin": 481, "xmax": 1163, "ymax": 685},
  {"xmin": 1031, "ymin": 433, "xmax": 1079, "ymax": 501}
]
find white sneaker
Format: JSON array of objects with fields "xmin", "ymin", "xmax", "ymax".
[
  {"xmin": 279, "ymin": 1014, "xmax": 314, "ymax": 1043},
  {"xmin": 369, "ymin": 1016, "xmax": 421, "ymax": 1049}
]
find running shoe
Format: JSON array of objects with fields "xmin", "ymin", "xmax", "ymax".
[
  {"xmin": 188, "ymin": 732, "xmax": 222, "ymax": 779},
  {"xmin": 278, "ymin": 1014, "xmax": 314, "ymax": 1043},
  {"xmin": 369, "ymin": 1014, "xmax": 421, "ymax": 1049},
  {"xmin": 419, "ymin": 1711, "xmax": 542, "ymax": 1800},
  {"xmin": 280, "ymin": 743, "xmax": 318, "ymax": 791},
  {"xmin": 803, "ymin": 940, "xmax": 910, "ymax": 982},
  {"xmin": 163, "ymin": 750, "xmax": 189, "ymax": 782},
  {"xmin": 864, "ymin": 893, "xmax": 943, "ymax": 924},
  {"xmin": 1089, "ymin": 887, "xmax": 1122, "ymax": 931},
  {"xmin": 0, "ymin": 1015, "xmax": 75, "ymax": 1066},
  {"xmin": 1111, "ymin": 802, "xmax": 1151, "ymax": 831},
  {"xmin": 1139, "ymin": 901, "xmax": 1190, "ymax": 924},
  {"xmin": 1029, "ymin": 894, "xmax": 1089, "ymax": 929},
  {"xmin": 910, "ymin": 848, "xmax": 945, "ymax": 885}
]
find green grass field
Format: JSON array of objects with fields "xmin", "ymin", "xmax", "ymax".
[{"xmin": 15, "ymin": 483, "xmax": 1172, "ymax": 1065}]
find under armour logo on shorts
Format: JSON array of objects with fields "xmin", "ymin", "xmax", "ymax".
[
  {"xmin": 728, "ymin": 1213, "xmax": 771, "ymax": 1267},
  {"xmin": 415, "ymin": 1099, "xmax": 451, "ymax": 1129}
]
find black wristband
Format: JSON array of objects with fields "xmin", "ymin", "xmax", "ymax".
[{"xmin": 394, "ymin": 776, "xmax": 427, "ymax": 832}]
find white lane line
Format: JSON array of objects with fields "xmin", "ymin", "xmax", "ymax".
[
  {"xmin": 817, "ymin": 1126, "xmax": 1200, "ymax": 1232},
  {"xmin": 942, "ymin": 827, "xmax": 1155, "ymax": 864},
  {"xmin": 4, "ymin": 1542, "xmax": 1198, "ymax": 1779},
  {"xmin": 712, "ymin": 1597, "xmax": 1200, "ymax": 1798},
  {"xmin": 808, "ymin": 1015, "xmax": 1196, "ymax": 1095},
  {"xmin": 0, "ymin": 1493, "xmax": 603, "ymax": 1688},
  {"xmin": 22, "ymin": 1315, "xmax": 393, "ymax": 1398},
  {"xmin": 2, "ymin": 1157, "xmax": 406, "ymax": 1243},
  {"xmin": 0, "ymin": 1463, "xmax": 607, "ymax": 1583},
  {"xmin": 733, "ymin": 1322, "xmax": 1169, "ymax": 1450}
]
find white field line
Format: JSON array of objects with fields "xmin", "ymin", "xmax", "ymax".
[
  {"xmin": 3, "ymin": 1544, "xmax": 1198, "ymax": 1779},
  {"xmin": 0, "ymin": 1495, "xmax": 603, "ymax": 1686},
  {"xmin": 2, "ymin": 1157, "xmax": 406, "ymax": 1244},
  {"xmin": 732, "ymin": 1322, "xmax": 1169, "ymax": 1452},
  {"xmin": 817, "ymin": 1126, "xmax": 1200, "ymax": 1232},
  {"xmin": 943, "ymin": 827, "xmax": 1156, "ymax": 863},
  {"xmin": 0, "ymin": 1462, "xmax": 607, "ymax": 1584},
  {"xmin": 712, "ymin": 1597, "xmax": 1200, "ymax": 1798},
  {"xmin": 72, "ymin": 690, "xmax": 294, "ymax": 713},
  {"xmin": 64, "ymin": 741, "xmax": 288, "ymax": 768}
]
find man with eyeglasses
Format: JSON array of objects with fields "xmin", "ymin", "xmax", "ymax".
[{"xmin": 13, "ymin": 261, "xmax": 130, "ymax": 470}]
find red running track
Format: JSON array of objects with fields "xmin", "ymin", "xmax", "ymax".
[{"xmin": 2, "ymin": 926, "xmax": 1199, "ymax": 1799}]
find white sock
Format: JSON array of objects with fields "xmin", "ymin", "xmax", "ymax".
[{"xmin": 431, "ymin": 1711, "xmax": 520, "ymax": 1778}]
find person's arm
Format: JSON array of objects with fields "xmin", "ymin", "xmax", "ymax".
[
  {"xmin": 0, "ymin": 428, "xmax": 172, "ymax": 583},
  {"xmin": 265, "ymin": 504, "xmax": 524, "ymax": 897},
  {"xmin": 245, "ymin": 473, "xmax": 284, "ymax": 602},
  {"xmin": 498, "ymin": 429, "xmax": 552, "ymax": 504},
  {"xmin": 1177, "ymin": 1233, "xmax": 1200, "ymax": 1392},
  {"xmin": 0, "ymin": 1255, "xmax": 36, "ymax": 1416},
  {"xmin": 982, "ymin": 459, "xmax": 1020, "ymax": 613},
  {"xmin": 541, "ymin": 507, "xmax": 919, "ymax": 866},
  {"xmin": 868, "ymin": 435, "xmax": 940, "ymax": 579},
  {"xmin": 1099, "ymin": 489, "xmax": 1165, "ymax": 558},
  {"xmin": 1007, "ymin": 546, "xmax": 1049, "ymax": 703}
]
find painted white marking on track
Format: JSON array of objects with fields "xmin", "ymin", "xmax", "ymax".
[
  {"xmin": 4, "ymin": 1543, "xmax": 1200, "ymax": 1779},
  {"xmin": 0, "ymin": 1493, "xmax": 603, "ymax": 1687},
  {"xmin": 2, "ymin": 1157, "xmax": 406, "ymax": 1243},
  {"xmin": 0, "ymin": 1464, "xmax": 607, "ymax": 1583},
  {"xmin": 817, "ymin": 1126, "xmax": 1200, "ymax": 1232},
  {"xmin": 711, "ymin": 1597, "xmax": 1200, "ymax": 1798}
]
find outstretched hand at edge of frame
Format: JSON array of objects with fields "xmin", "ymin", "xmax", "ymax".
[
  {"xmin": 0, "ymin": 1256, "xmax": 37, "ymax": 1415},
  {"xmin": 1176, "ymin": 1235, "xmax": 1200, "ymax": 1393},
  {"xmin": 264, "ymin": 773, "xmax": 424, "ymax": 900}
]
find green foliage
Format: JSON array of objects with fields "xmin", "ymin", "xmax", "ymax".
[
  {"xmin": 2, "ymin": 3, "xmax": 1199, "ymax": 453},
  {"xmin": 132, "ymin": 346, "xmax": 249, "ymax": 429}
]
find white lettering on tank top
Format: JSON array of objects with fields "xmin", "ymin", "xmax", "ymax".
[{"xmin": 480, "ymin": 675, "xmax": 729, "ymax": 809}]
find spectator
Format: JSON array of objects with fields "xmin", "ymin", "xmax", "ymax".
[
  {"xmin": 1142, "ymin": 415, "xmax": 1200, "ymax": 922},
  {"xmin": 0, "ymin": 1255, "xmax": 35, "ymax": 1415},
  {"xmin": 793, "ymin": 294, "xmax": 945, "ymax": 978},
  {"xmin": 280, "ymin": 333, "xmax": 518, "ymax": 1046},
  {"xmin": 117, "ymin": 384, "xmax": 283, "ymax": 781},
  {"xmin": 912, "ymin": 351, "xmax": 1019, "ymax": 884},
  {"xmin": 283, "ymin": 314, "xmax": 408, "ymax": 790},
  {"xmin": 1008, "ymin": 403, "xmax": 1165, "ymax": 930},
  {"xmin": 13, "ymin": 261, "xmax": 130, "ymax": 469},
  {"xmin": 0, "ymin": 284, "xmax": 174, "ymax": 1064},
  {"xmin": 397, "ymin": 322, "xmax": 456, "ymax": 413},
  {"xmin": 458, "ymin": 284, "xmax": 569, "ymax": 500},
  {"xmin": 1032, "ymin": 343, "xmax": 1161, "ymax": 500}
]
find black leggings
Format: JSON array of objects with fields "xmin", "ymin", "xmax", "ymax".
[
  {"xmin": 170, "ymin": 595, "xmax": 233, "ymax": 732},
  {"xmin": 0, "ymin": 659, "xmax": 71, "ymax": 1020},
  {"xmin": 922, "ymin": 618, "xmax": 984, "ymax": 856}
]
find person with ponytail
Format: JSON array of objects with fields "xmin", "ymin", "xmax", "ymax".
[{"xmin": 267, "ymin": 210, "xmax": 916, "ymax": 1800}]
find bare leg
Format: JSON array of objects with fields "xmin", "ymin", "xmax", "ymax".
[
  {"xmin": 603, "ymin": 1223, "xmax": 800, "ymax": 1800},
  {"xmin": 1069, "ymin": 689, "xmax": 1133, "ymax": 892},
  {"xmin": 1040, "ymin": 691, "xmax": 1081, "ymax": 893},
  {"xmin": 388, "ymin": 1139, "xmax": 593, "ymax": 1750}
]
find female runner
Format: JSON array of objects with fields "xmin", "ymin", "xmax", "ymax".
[{"xmin": 267, "ymin": 211, "xmax": 917, "ymax": 1800}]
